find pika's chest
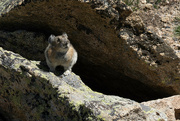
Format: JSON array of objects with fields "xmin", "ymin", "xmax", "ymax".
[{"xmin": 47, "ymin": 48, "xmax": 66, "ymax": 62}]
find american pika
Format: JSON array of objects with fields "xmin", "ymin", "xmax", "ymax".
[{"xmin": 45, "ymin": 33, "xmax": 78, "ymax": 76}]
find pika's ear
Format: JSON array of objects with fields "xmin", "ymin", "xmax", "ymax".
[
  {"xmin": 62, "ymin": 32, "xmax": 68, "ymax": 39},
  {"xmin": 48, "ymin": 34, "xmax": 55, "ymax": 43}
]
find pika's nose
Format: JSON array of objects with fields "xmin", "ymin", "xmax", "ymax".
[{"xmin": 64, "ymin": 43, "xmax": 68, "ymax": 46}]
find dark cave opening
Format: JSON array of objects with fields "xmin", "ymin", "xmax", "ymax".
[
  {"xmin": 73, "ymin": 59, "xmax": 172, "ymax": 102},
  {"xmin": 0, "ymin": 114, "xmax": 7, "ymax": 121},
  {"xmin": 40, "ymin": 57, "xmax": 172, "ymax": 103},
  {"xmin": 0, "ymin": 110, "xmax": 11, "ymax": 121}
]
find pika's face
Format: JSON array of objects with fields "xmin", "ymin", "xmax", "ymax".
[{"xmin": 48, "ymin": 33, "xmax": 70, "ymax": 50}]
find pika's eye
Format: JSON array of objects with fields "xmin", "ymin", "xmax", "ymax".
[{"xmin": 57, "ymin": 38, "xmax": 61, "ymax": 42}]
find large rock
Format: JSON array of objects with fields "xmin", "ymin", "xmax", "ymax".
[
  {"xmin": 0, "ymin": 47, "xmax": 167, "ymax": 120},
  {"xmin": 142, "ymin": 95, "xmax": 180, "ymax": 121},
  {"xmin": 0, "ymin": 0, "xmax": 178, "ymax": 120},
  {"xmin": 0, "ymin": 0, "xmax": 179, "ymax": 102}
]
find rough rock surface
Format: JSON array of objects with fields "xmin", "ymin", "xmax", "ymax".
[
  {"xmin": 0, "ymin": 0, "xmax": 179, "ymax": 120},
  {"xmin": 137, "ymin": 0, "xmax": 180, "ymax": 57},
  {"xmin": 0, "ymin": 0, "xmax": 179, "ymax": 102},
  {"xmin": 0, "ymin": 0, "xmax": 24, "ymax": 15},
  {"xmin": 0, "ymin": 30, "xmax": 47, "ymax": 61},
  {"xmin": 0, "ymin": 47, "xmax": 167, "ymax": 121},
  {"xmin": 142, "ymin": 95, "xmax": 180, "ymax": 121}
]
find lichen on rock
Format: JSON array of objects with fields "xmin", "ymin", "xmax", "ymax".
[
  {"xmin": 0, "ymin": 0, "xmax": 179, "ymax": 102},
  {"xmin": 0, "ymin": 47, "xmax": 168, "ymax": 120},
  {"xmin": 0, "ymin": 0, "xmax": 179, "ymax": 120},
  {"xmin": 142, "ymin": 95, "xmax": 180, "ymax": 121}
]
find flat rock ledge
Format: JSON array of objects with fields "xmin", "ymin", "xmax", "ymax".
[{"xmin": 0, "ymin": 47, "xmax": 167, "ymax": 121}]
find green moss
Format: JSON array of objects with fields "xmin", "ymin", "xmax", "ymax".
[
  {"xmin": 34, "ymin": 70, "xmax": 48, "ymax": 79},
  {"xmin": 161, "ymin": 80, "xmax": 166, "ymax": 84},
  {"xmin": 123, "ymin": 0, "xmax": 139, "ymax": 6},
  {"xmin": 155, "ymin": 0, "xmax": 162, "ymax": 5},
  {"xmin": 37, "ymin": 105, "xmax": 45, "ymax": 113},
  {"xmin": 174, "ymin": 77, "xmax": 180, "ymax": 82},
  {"xmin": 153, "ymin": 4, "xmax": 158, "ymax": 9},
  {"xmin": 12, "ymin": 95, "xmax": 21, "ymax": 108},
  {"xmin": 174, "ymin": 16, "xmax": 180, "ymax": 37},
  {"xmin": 175, "ymin": 17, "xmax": 180, "ymax": 22},
  {"xmin": 143, "ymin": 109, "xmax": 154, "ymax": 114},
  {"xmin": 122, "ymin": 0, "xmax": 140, "ymax": 11},
  {"xmin": 174, "ymin": 26, "xmax": 180, "ymax": 36},
  {"xmin": 96, "ymin": 115, "xmax": 106, "ymax": 121},
  {"xmin": 158, "ymin": 118, "xmax": 165, "ymax": 121}
]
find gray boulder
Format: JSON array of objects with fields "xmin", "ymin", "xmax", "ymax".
[{"xmin": 0, "ymin": 47, "xmax": 167, "ymax": 121}]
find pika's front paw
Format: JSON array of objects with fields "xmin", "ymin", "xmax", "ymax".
[
  {"xmin": 63, "ymin": 70, "xmax": 71, "ymax": 76},
  {"xmin": 60, "ymin": 70, "xmax": 71, "ymax": 78}
]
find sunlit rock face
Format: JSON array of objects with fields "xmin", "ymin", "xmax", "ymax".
[{"xmin": 0, "ymin": 1, "xmax": 179, "ymax": 120}]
